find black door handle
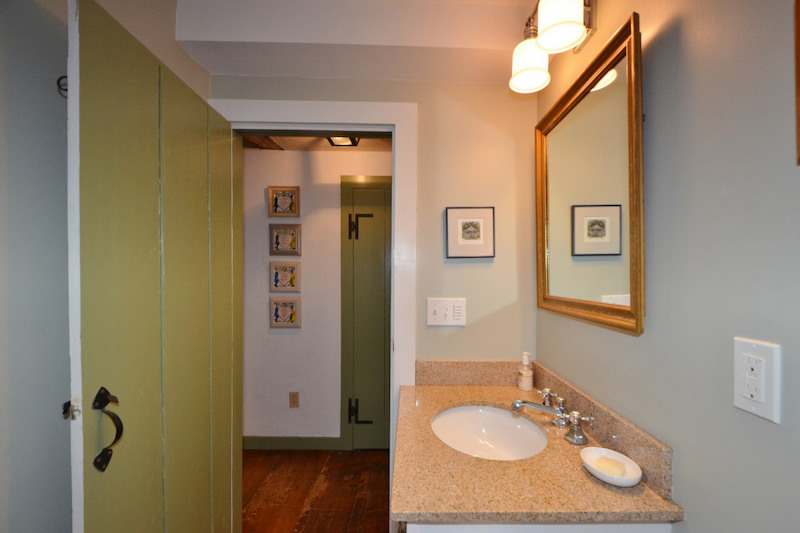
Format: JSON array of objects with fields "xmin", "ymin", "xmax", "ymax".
[{"xmin": 91, "ymin": 387, "xmax": 124, "ymax": 472}]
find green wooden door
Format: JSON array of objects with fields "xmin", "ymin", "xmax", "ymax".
[
  {"xmin": 160, "ymin": 68, "xmax": 213, "ymax": 531},
  {"xmin": 341, "ymin": 178, "xmax": 391, "ymax": 450},
  {"xmin": 78, "ymin": 1, "xmax": 165, "ymax": 529},
  {"xmin": 72, "ymin": 1, "xmax": 242, "ymax": 530}
]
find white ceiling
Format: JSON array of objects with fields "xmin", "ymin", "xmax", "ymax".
[{"xmin": 175, "ymin": 0, "xmax": 534, "ymax": 83}]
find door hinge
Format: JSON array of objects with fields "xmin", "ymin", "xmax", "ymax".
[
  {"xmin": 62, "ymin": 400, "xmax": 81, "ymax": 421},
  {"xmin": 348, "ymin": 213, "xmax": 374, "ymax": 240},
  {"xmin": 348, "ymin": 398, "xmax": 374, "ymax": 425}
]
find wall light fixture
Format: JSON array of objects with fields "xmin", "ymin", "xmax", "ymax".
[
  {"xmin": 509, "ymin": 17, "xmax": 550, "ymax": 94},
  {"xmin": 509, "ymin": 0, "xmax": 595, "ymax": 94}
]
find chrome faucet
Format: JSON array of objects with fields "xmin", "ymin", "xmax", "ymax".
[
  {"xmin": 511, "ymin": 399, "xmax": 560, "ymax": 417},
  {"xmin": 511, "ymin": 399, "xmax": 594, "ymax": 445},
  {"xmin": 536, "ymin": 388, "xmax": 568, "ymax": 427}
]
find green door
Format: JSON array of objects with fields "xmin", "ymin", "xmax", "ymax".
[
  {"xmin": 70, "ymin": 1, "xmax": 242, "ymax": 530},
  {"xmin": 341, "ymin": 177, "xmax": 391, "ymax": 449},
  {"xmin": 76, "ymin": 2, "xmax": 165, "ymax": 529}
]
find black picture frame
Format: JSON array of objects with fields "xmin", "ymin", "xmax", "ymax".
[{"xmin": 445, "ymin": 206, "xmax": 496, "ymax": 258}]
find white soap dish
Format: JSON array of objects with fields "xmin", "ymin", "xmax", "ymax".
[{"xmin": 580, "ymin": 446, "xmax": 642, "ymax": 487}]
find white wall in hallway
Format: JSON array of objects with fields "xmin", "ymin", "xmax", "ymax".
[{"xmin": 243, "ymin": 148, "xmax": 392, "ymax": 437}]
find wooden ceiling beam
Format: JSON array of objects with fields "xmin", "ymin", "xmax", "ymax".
[{"xmin": 243, "ymin": 135, "xmax": 283, "ymax": 150}]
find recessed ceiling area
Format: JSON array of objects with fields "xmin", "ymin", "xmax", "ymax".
[{"xmin": 242, "ymin": 133, "xmax": 392, "ymax": 152}]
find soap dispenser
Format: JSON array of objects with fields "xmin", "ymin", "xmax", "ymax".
[{"xmin": 518, "ymin": 352, "xmax": 533, "ymax": 391}]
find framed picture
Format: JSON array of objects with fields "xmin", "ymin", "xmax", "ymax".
[
  {"xmin": 267, "ymin": 186, "xmax": 300, "ymax": 217},
  {"xmin": 445, "ymin": 207, "xmax": 495, "ymax": 258},
  {"xmin": 269, "ymin": 261, "xmax": 301, "ymax": 293},
  {"xmin": 269, "ymin": 297, "xmax": 301, "ymax": 328},
  {"xmin": 571, "ymin": 204, "xmax": 622, "ymax": 256},
  {"xmin": 269, "ymin": 224, "xmax": 301, "ymax": 256}
]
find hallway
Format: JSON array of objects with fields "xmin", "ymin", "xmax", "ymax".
[{"xmin": 243, "ymin": 449, "xmax": 389, "ymax": 532}]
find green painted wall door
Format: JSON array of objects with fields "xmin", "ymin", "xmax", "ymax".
[
  {"xmin": 78, "ymin": 1, "xmax": 165, "ymax": 530},
  {"xmin": 341, "ymin": 180, "xmax": 391, "ymax": 450},
  {"xmin": 209, "ymin": 107, "xmax": 236, "ymax": 533},
  {"xmin": 160, "ymin": 68, "xmax": 213, "ymax": 531},
  {"xmin": 74, "ymin": 1, "xmax": 242, "ymax": 531}
]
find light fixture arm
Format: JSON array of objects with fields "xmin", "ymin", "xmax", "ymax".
[
  {"xmin": 573, "ymin": 0, "xmax": 596, "ymax": 53},
  {"xmin": 524, "ymin": 0, "xmax": 540, "ymax": 39}
]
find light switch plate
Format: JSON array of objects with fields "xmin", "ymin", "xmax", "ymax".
[
  {"xmin": 733, "ymin": 337, "xmax": 781, "ymax": 423},
  {"xmin": 426, "ymin": 298, "xmax": 466, "ymax": 326}
]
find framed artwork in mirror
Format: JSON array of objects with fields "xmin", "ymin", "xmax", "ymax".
[
  {"xmin": 269, "ymin": 224, "xmax": 301, "ymax": 256},
  {"xmin": 267, "ymin": 186, "xmax": 300, "ymax": 217},
  {"xmin": 445, "ymin": 206, "xmax": 495, "ymax": 258},
  {"xmin": 571, "ymin": 205, "xmax": 622, "ymax": 256},
  {"xmin": 269, "ymin": 261, "xmax": 301, "ymax": 293}
]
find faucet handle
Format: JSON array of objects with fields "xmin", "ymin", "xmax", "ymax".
[
  {"xmin": 564, "ymin": 410, "xmax": 595, "ymax": 445},
  {"xmin": 551, "ymin": 396, "xmax": 567, "ymax": 427},
  {"xmin": 537, "ymin": 387, "xmax": 558, "ymax": 406},
  {"xmin": 569, "ymin": 411, "xmax": 594, "ymax": 425}
]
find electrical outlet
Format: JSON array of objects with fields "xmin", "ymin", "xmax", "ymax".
[
  {"xmin": 289, "ymin": 391, "xmax": 300, "ymax": 408},
  {"xmin": 733, "ymin": 337, "xmax": 781, "ymax": 423}
]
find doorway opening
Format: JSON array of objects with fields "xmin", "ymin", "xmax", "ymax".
[
  {"xmin": 209, "ymin": 95, "xmax": 419, "ymax": 533},
  {"xmin": 239, "ymin": 131, "xmax": 393, "ymax": 532}
]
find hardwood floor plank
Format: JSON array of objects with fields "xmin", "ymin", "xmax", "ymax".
[
  {"xmin": 242, "ymin": 449, "xmax": 281, "ymax": 506},
  {"xmin": 347, "ymin": 451, "xmax": 389, "ymax": 533},
  {"xmin": 294, "ymin": 451, "xmax": 362, "ymax": 531},
  {"xmin": 243, "ymin": 450, "xmax": 330, "ymax": 532},
  {"xmin": 242, "ymin": 449, "xmax": 389, "ymax": 533}
]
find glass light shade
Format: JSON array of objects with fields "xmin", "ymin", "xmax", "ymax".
[
  {"xmin": 509, "ymin": 38, "xmax": 550, "ymax": 94},
  {"xmin": 537, "ymin": 0, "xmax": 587, "ymax": 53}
]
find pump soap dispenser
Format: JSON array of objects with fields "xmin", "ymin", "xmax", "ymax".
[{"xmin": 518, "ymin": 352, "xmax": 533, "ymax": 391}]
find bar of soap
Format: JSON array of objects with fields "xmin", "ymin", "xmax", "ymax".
[{"xmin": 595, "ymin": 456, "xmax": 627, "ymax": 477}]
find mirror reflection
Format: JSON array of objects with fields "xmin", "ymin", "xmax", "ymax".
[
  {"xmin": 547, "ymin": 57, "xmax": 629, "ymax": 304},
  {"xmin": 535, "ymin": 14, "xmax": 644, "ymax": 334}
]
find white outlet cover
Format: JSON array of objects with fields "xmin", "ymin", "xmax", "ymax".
[{"xmin": 733, "ymin": 337, "xmax": 782, "ymax": 424}]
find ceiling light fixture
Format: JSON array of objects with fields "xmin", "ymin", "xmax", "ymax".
[
  {"xmin": 327, "ymin": 136, "xmax": 360, "ymax": 147},
  {"xmin": 509, "ymin": 0, "xmax": 594, "ymax": 94}
]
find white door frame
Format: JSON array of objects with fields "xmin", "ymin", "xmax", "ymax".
[
  {"xmin": 208, "ymin": 98, "xmax": 418, "ymax": 474},
  {"xmin": 67, "ymin": 2, "xmax": 85, "ymax": 531}
]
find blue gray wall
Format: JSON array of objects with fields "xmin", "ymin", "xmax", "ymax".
[
  {"xmin": 0, "ymin": 0, "xmax": 71, "ymax": 531},
  {"xmin": 537, "ymin": 1, "xmax": 800, "ymax": 531}
]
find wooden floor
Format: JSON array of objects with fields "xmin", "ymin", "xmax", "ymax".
[{"xmin": 243, "ymin": 449, "xmax": 390, "ymax": 533}]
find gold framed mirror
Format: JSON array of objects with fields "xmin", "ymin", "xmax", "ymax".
[{"xmin": 535, "ymin": 14, "xmax": 644, "ymax": 334}]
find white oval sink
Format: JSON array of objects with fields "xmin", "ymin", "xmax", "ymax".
[{"xmin": 431, "ymin": 405, "xmax": 548, "ymax": 461}]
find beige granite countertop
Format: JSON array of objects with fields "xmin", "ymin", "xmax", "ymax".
[{"xmin": 391, "ymin": 385, "xmax": 684, "ymax": 524}]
